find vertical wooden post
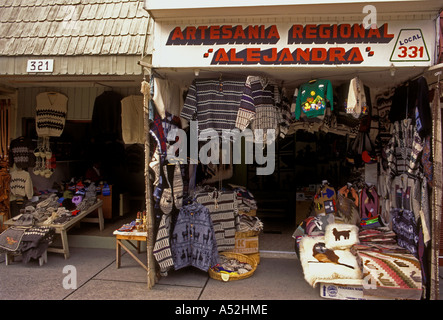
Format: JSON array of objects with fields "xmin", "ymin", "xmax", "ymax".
[
  {"xmin": 141, "ymin": 79, "xmax": 156, "ymax": 289},
  {"xmin": 430, "ymin": 75, "xmax": 442, "ymax": 300}
]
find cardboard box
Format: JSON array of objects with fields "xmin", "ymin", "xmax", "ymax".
[{"xmin": 234, "ymin": 233, "xmax": 259, "ymax": 254}]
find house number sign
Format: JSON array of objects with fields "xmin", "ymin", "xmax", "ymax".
[{"xmin": 26, "ymin": 59, "xmax": 54, "ymax": 73}]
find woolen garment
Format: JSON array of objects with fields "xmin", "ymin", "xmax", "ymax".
[
  {"xmin": 171, "ymin": 202, "xmax": 219, "ymax": 272},
  {"xmin": 121, "ymin": 95, "xmax": 144, "ymax": 144},
  {"xmin": 9, "ymin": 137, "xmax": 36, "ymax": 169},
  {"xmin": 181, "ymin": 78, "xmax": 245, "ymax": 135},
  {"xmin": 35, "ymin": 92, "xmax": 68, "ymax": 137},
  {"xmin": 153, "ymin": 212, "xmax": 174, "ymax": 275},
  {"xmin": 346, "ymin": 77, "xmax": 369, "ymax": 119},
  {"xmin": 91, "ymin": 91, "xmax": 123, "ymax": 141},
  {"xmin": 385, "ymin": 119, "xmax": 423, "ymax": 179},
  {"xmin": 236, "ymin": 76, "xmax": 281, "ymax": 132},
  {"xmin": 391, "ymin": 208, "xmax": 419, "ymax": 258},
  {"xmin": 294, "ymin": 79, "xmax": 333, "ymax": 120},
  {"xmin": 194, "ymin": 188, "xmax": 239, "ymax": 252},
  {"xmin": 152, "ymin": 77, "xmax": 185, "ymax": 122},
  {"xmin": 389, "ymin": 77, "xmax": 431, "ymax": 138},
  {"xmin": 9, "ymin": 169, "xmax": 33, "ymax": 200}
]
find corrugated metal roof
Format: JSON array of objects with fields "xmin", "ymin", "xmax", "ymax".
[{"xmin": 0, "ymin": 0, "xmax": 150, "ymax": 57}]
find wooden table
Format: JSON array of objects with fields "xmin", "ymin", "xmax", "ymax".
[
  {"xmin": 113, "ymin": 230, "xmax": 148, "ymax": 272},
  {"xmin": 4, "ymin": 199, "xmax": 103, "ymax": 260}
]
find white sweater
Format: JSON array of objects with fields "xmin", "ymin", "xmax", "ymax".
[{"xmin": 10, "ymin": 169, "xmax": 33, "ymax": 200}]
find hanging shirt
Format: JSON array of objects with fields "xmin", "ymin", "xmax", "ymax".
[{"xmin": 294, "ymin": 79, "xmax": 333, "ymax": 120}]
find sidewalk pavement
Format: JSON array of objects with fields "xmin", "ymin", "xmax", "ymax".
[{"xmin": 0, "ymin": 247, "xmax": 323, "ymax": 301}]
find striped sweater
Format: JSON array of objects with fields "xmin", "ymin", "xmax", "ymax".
[{"xmin": 180, "ymin": 78, "xmax": 245, "ymax": 135}]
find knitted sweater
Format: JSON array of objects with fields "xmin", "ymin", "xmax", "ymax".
[
  {"xmin": 9, "ymin": 136, "xmax": 35, "ymax": 169},
  {"xmin": 295, "ymin": 79, "xmax": 333, "ymax": 120},
  {"xmin": 35, "ymin": 92, "xmax": 68, "ymax": 137},
  {"xmin": 9, "ymin": 169, "xmax": 33, "ymax": 200}
]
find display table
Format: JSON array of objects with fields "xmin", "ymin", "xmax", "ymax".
[
  {"xmin": 4, "ymin": 199, "xmax": 103, "ymax": 259},
  {"xmin": 113, "ymin": 230, "xmax": 148, "ymax": 272}
]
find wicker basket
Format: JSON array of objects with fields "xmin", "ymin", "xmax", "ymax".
[
  {"xmin": 209, "ymin": 252, "xmax": 258, "ymax": 282},
  {"xmin": 236, "ymin": 230, "xmax": 261, "ymax": 238}
]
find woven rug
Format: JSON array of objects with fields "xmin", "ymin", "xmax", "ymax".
[
  {"xmin": 0, "ymin": 227, "xmax": 25, "ymax": 252},
  {"xmin": 358, "ymin": 251, "xmax": 423, "ymax": 300}
]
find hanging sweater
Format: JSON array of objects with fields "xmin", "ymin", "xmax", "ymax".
[
  {"xmin": 384, "ymin": 119, "xmax": 423, "ymax": 179},
  {"xmin": 346, "ymin": 77, "xmax": 369, "ymax": 119},
  {"xmin": 9, "ymin": 136, "xmax": 36, "ymax": 169},
  {"xmin": 294, "ymin": 79, "xmax": 333, "ymax": 120},
  {"xmin": 35, "ymin": 92, "xmax": 68, "ymax": 137},
  {"xmin": 236, "ymin": 76, "xmax": 280, "ymax": 131},
  {"xmin": 91, "ymin": 91, "xmax": 123, "ymax": 141},
  {"xmin": 121, "ymin": 95, "xmax": 144, "ymax": 145},
  {"xmin": 171, "ymin": 202, "xmax": 219, "ymax": 272}
]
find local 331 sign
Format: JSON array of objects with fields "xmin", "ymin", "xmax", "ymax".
[{"xmin": 153, "ymin": 20, "xmax": 434, "ymax": 67}]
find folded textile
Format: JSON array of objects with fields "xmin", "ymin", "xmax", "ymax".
[
  {"xmin": 358, "ymin": 250, "xmax": 422, "ymax": 300},
  {"xmin": 237, "ymin": 214, "xmax": 263, "ymax": 233},
  {"xmin": 0, "ymin": 227, "xmax": 26, "ymax": 252}
]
